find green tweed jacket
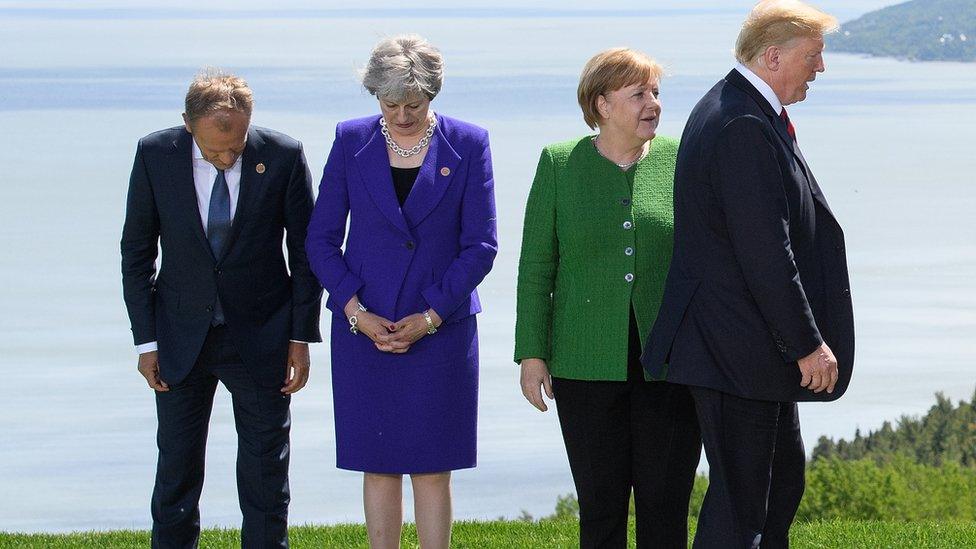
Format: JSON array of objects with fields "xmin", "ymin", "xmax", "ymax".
[{"xmin": 514, "ymin": 135, "xmax": 678, "ymax": 381}]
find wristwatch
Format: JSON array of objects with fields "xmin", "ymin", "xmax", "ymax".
[{"xmin": 422, "ymin": 309, "xmax": 437, "ymax": 335}]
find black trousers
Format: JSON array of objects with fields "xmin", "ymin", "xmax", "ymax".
[
  {"xmin": 151, "ymin": 325, "xmax": 291, "ymax": 549},
  {"xmin": 689, "ymin": 386, "xmax": 805, "ymax": 549},
  {"xmin": 552, "ymin": 315, "xmax": 702, "ymax": 549}
]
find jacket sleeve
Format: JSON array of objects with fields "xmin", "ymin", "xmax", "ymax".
[
  {"xmin": 513, "ymin": 147, "xmax": 558, "ymax": 363},
  {"xmin": 421, "ymin": 129, "xmax": 498, "ymax": 321},
  {"xmin": 284, "ymin": 142, "xmax": 324, "ymax": 341},
  {"xmin": 305, "ymin": 124, "xmax": 364, "ymax": 316},
  {"xmin": 120, "ymin": 139, "xmax": 159, "ymax": 345},
  {"xmin": 712, "ymin": 115, "xmax": 822, "ymax": 362}
]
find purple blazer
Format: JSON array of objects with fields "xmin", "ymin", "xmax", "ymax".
[
  {"xmin": 306, "ymin": 114, "xmax": 497, "ymax": 325},
  {"xmin": 306, "ymin": 113, "xmax": 497, "ymax": 472}
]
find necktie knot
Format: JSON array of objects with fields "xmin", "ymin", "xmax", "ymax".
[{"xmin": 780, "ymin": 108, "xmax": 797, "ymax": 141}]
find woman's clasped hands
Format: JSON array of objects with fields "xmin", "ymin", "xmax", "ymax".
[{"xmin": 345, "ymin": 297, "xmax": 441, "ymax": 354}]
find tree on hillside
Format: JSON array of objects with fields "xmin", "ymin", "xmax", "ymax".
[{"xmin": 811, "ymin": 389, "xmax": 976, "ymax": 467}]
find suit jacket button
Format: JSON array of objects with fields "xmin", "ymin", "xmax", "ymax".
[
  {"xmin": 206, "ymin": 305, "xmax": 213, "ymax": 312},
  {"xmin": 624, "ymin": 247, "xmax": 634, "ymax": 256},
  {"xmin": 405, "ymin": 241, "xmax": 415, "ymax": 250},
  {"xmin": 842, "ymin": 288, "xmax": 850, "ymax": 297},
  {"xmin": 624, "ymin": 273, "xmax": 634, "ymax": 282},
  {"xmin": 620, "ymin": 198, "xmax": 631, "ymax": 206},
  {"xmin": 622, "ymin": 221, "xmax": 633, "ymax": 230}
]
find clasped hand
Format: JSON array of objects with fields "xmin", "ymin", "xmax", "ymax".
[{"xmin": 347, "ymin": 299, "xmax": 441, "ymax": 354}]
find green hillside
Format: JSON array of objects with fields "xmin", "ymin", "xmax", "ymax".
[{"xmin": 829, "ymin": 0, "xmax": 976, "ymax": 61}]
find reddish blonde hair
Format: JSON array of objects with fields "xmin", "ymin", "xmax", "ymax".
[{"xmin": 577, "ymin": 48, "xmax": 663, "ymax": 130}]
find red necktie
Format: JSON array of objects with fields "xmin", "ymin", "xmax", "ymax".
[{"xmin": 780, "ymin": 108, "xmax": 797, "ymax": 142}]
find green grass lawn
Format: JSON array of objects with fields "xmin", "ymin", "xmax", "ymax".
[{"xmin": 2, "ymin": 520, "xmax": 975, "ymax": 548}]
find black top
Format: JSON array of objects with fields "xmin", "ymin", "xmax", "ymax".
[{"xmin": 391, "ymin": 166, "xmax": 420, "ymax": 206}]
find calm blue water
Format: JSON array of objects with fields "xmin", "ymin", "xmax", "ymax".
[{"xmin": 1, "ymin": 0, "xmax": 974, "ymax": 533}]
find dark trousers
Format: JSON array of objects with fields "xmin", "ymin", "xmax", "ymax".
[
  {"xmin": 552, "ymin": 349, "xmax": 702, "ymax": 549},
  {"xmin": 689, "ymin": 386, "xmax": 805, "ymax": 549},
  {"xmin": 151, "ymin": 325, "xmax": 291, "ymax": 549}
]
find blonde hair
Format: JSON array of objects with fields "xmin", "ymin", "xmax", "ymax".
[
  {"xmin": 361, "ymin": 34, "xmax": 444, "ymax": 102},
  {"xmin": 184, "ymin": 68, "xmax": 253, "ymax": 126},
  {"xmin": 577, "ymin": 48, "xmax": 663, "ymax": 130},
  {"xmin": 735, "ymin": 0, "xmax": 838, "ymax": 64}
]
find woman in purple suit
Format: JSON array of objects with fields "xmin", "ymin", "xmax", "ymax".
[{"xmin": 306, "ymin": 35, "xmax": 497, "ymax": 549}]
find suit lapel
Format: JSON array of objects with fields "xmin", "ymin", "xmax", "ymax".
[
  {"xmin": 402, "ymin": 121, "xmax": 461, "ymax": 228},
  {"xmin": 169, "ymin": 129, "xmax": 212, "ymax": 257},
  {"xmin": 793, "ymin": 147, "xmax": 835, "ymax": 216},
  {"xmin": 725, "ymin": 70, "xmax": 805, "ymax": 169},
  {"xmin": 725, "ymin": 70, "xmax": 836, "ymax": 216},
  {"xmin": 354, "ymin": 120, "xmax": 412, "ymax": 237},
  {"xmin": 219, "ymin": 127, "xmax": 266, "ymax": 263}
]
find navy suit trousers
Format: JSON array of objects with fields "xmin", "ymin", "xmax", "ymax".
[
  {"xmin": 151, "ymin": 326, "xmax": 291, "ymax": 549},
  {"xmin": 689, "ymin": 387, "xmax": 805, "ymax": 549}
]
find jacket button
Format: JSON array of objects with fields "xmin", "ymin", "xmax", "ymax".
[
  {"xmin": 624, "ymin": 247, "xmax": 634, "ymax": 256},
  {"xmin": 624, "ymin": 273, "xmax": 634, "ymax": 282},
  {"xmin": 620, "ymin": 198, "xmax": 631, "ymax": 206},
  {"xmin": 206, "ymin": 305, "xmax": 213, "ymax": 312},
  {"xmin": 622, "ymin": 221, "xmax": 633, "ymax": 230},
  {"xmin": 842, "ymin": 288, "xmax": 850, "ymax": 297},
  {"xmin": 405, "ymin": 241, "xmax": 415, "ymax": 250}
]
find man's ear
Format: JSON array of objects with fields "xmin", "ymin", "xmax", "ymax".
[
  {"xmin": 182, "ymin": 113, "xmax": 192, "ymax": 133},
  {"xmin": 762, "ymin": 45, "xmax": 782, "ymax": 72}
]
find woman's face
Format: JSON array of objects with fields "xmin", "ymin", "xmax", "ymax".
[
  {"xmin": 379, "ymin": 94, "xmax": 432, "ymax": 141},
  {"xmin": 597, "ymin": 77, "xmax": 661, "ymax": 143}
]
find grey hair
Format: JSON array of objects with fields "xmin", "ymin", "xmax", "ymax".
[{"xmin": 361, "ymin": 35, "xmax": 443, "ymax": 102}]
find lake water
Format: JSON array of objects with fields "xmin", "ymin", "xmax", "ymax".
[{"xmin": 1, "ymin": 0, "xmax": 974, "ymax": 533}]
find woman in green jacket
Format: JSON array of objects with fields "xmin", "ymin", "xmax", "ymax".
[{"xmin": 515, "ymin": 48, "xmax": 702, "ymax": 549}]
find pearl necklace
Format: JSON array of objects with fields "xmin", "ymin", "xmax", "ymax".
[
  {"xmin": 381, "ymin": 115, "xmax": 437, "ymax": 158},
  {"xmin": 592, "ymin": 136, "xmax": 648, "ymax": 170}
]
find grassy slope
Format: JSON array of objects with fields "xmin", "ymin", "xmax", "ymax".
[{"xmin": 2, "ymin": 520, "xmax": 976, "ymax": 548}]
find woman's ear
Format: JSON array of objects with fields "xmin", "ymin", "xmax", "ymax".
[{"xmin": 596, "ymin": 94, "xmax": 609, "ymax": 119}]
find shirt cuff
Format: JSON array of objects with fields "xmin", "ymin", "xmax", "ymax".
[
  {"xmin": 136, "ymin": 341, "xmax": 158, "ymax": 354},
  {"xmin": 289, "ymin": 340, "xmax": 309, "ymax": 344}
]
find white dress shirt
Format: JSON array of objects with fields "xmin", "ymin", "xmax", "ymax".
[
  {"xmin": 135, "ymin": 140, "xmax": 242, "ymax": 355},
  {"xmin": 734, "ymin": 62, "xmax": 783, "ymax": 115}
]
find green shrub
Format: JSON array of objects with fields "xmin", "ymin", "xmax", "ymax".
[
  {"xmin": 550, "ymin": 459, "xmax": 976, "ymax": 522},
  {"xmin": 799, "ymin": 457, "xmax": 976, "ymax": 522}
]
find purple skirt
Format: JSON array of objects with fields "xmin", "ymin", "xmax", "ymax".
[{"xmin": 329, "ymin": 314, "xmax": 479, "ymax": 473}]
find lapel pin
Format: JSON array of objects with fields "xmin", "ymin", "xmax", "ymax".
[
  {"xmin": 255, "ymin": 163, "xmax": 266, "ymax": 174},
  {"xmin": 440, "ymin": 167, "xmax": 451, "ymax": 177}
]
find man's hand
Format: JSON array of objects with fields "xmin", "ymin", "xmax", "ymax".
[
  {"xmin": 520, "ymin": 358, "xmax": 554, "ymax": 412},
  {"xmin": 797, "ymin": 342, "xmax": 838, "ymax": 394},
  {"xmin": 282, "ymin": 342, "xmax": 310, "ymax": 394},
  {"xmin": 138, "ymin": 351, "xmax": 169, "ymax": 392}
]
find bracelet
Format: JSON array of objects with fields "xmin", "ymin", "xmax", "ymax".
[
  {"xmin": 349, "ymin": 302, "xmax": 367, "ymax": 335},
  {"xmin": 422, "ymin": 309, "xmax": 437, "ymax": 335}
]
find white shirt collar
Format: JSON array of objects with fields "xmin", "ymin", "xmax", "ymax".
[
  {"xmin": 734, "ymin": 62, "xmax": 783, "ymax": 114},
  {"xmin": 191, "ymin": 137, "xmax": 204, "ymax": 160}
]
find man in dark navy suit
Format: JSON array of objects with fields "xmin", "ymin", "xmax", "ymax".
[
  {"xmin": 642, "ymin": 2, "xmax": 854, "ymax": 547},
  {"xmin": 121, "ymin": 69, "xmax": 322, "ymax": 548}
]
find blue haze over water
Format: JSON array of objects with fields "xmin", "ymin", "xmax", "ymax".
[{"xmin": 0, "ymin": 0, "xmax": 974, "ymax": 533}]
